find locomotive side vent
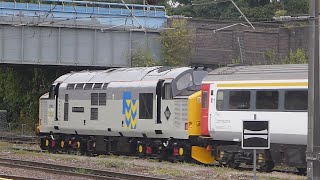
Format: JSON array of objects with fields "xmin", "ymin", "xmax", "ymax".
[
  {"xmin": 155, "ymin": 130, "xmax": 163, "ymax": 134},
  {"xmin": 90, "ymin": 108, "xmax": 98, "ymax": 120}
]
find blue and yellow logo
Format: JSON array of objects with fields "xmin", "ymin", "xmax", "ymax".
[{"xmin": 122, "ymin": 92, "xmax": 137, "ymax": 129}]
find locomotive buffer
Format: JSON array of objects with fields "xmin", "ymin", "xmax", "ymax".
[{"xmin": 242, "ymin": 120, "xmax": 270, "ymax": 180}]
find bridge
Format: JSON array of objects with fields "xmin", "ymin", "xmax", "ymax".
[{"xmin": 0, "ymin": 0, "xmax": 166, "ymax": 67}]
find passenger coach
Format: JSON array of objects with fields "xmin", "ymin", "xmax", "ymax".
[{"xmin": 201, "ymin": 64, "xmax": 308, "ymax": 173}]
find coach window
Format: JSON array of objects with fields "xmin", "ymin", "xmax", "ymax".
[
  {"xmin": 202, "ymin": 91, "xmax": 208, "ymax": 108},
  {"xmin": 216, "ymin": 91, "xmax": 224, "ymax": 111},
  {"xmin": 284, "ymin": 90, "xmax": 308, "ymax": 111},
  {"xmin": 139, "ymin": 93, "xmax": 153, "ymax": 119},
  {"xmin": 229, "ymin": 91, "xmax": 250, "ymax": 110},
  {"xmin": 256, "ymin": 91, "xmax": 279, "ymax": 110},
  {"xmin": 163, "ymin": 83, "xmax": 173, "ymax": 100}
]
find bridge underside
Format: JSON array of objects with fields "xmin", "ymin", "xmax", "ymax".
[
  {"xmin": 0, "ymin": 20, "xmax": 161, "ymax": 67},
  {"xmin": 0, "ymin": 0, "xmax": 166, "ymax": 68}
]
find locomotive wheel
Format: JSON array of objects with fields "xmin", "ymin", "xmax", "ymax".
[
  {"xmin": 297, "ymin": 168, "xmax": 306, "ymax": 175},
  {"xmin": 227, "ymin": 160, "xmax": 240, "ymax": 169},
  {"xmin": 137, "ymin": 144, "xmax": 146, "ymax": 157},
  {"xmin": 259, "ymin": 161, "xmax": 274, "ymax": 173}
]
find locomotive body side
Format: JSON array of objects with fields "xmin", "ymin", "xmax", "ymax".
[{"xmin": 37, "ymin": 66, "xmax": 208, "ymax": 161}]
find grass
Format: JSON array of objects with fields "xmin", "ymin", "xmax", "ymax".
[
  {"xmin": 74, "ymin": 168, "xmax": 92, "ymax": 174},
  {"xmin": 98, "ymin": 159, "xmax": 132, "ymax": 168},
  {"xmin": 152, "ymin": 167, "xmax": 194, "ymax": 177}
]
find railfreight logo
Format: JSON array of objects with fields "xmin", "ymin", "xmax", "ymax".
[{"xmin": 122, "ymin": 92, "xmax": 138, "ymax": 129}]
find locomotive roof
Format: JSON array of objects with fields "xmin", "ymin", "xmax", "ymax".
[
  {"xmin": 203, "ymin": 64, "xmax": 308, "ymax": 82},
  {"xmin": 54, "ymin": 66, "xmax": 200, "ymax": 83}
]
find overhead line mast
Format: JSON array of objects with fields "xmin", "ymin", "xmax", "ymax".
[{"xmin": 308, "ymin": 0, "xmax": 320, "ymax": 178}]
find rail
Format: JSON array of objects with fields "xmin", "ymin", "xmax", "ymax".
[{"xmin": 0, "ymin": 157, "xmax": 167, "ymax": 180}]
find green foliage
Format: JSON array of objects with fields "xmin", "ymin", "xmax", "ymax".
[
  {"xmin": 263, "ymin": 48, "xmax": 307, "ymax": 65},
  {"xmin": 169, "ymin": 0, "xmax": 308, "ymax": 21},
  {"xmin": 274, "ymin": 10, "xmax": 287, "ymax": 17},
  {"xmin": 281, "ymin": 48, "xmax": 308, "ymax": 64},
  {"xmin": 160, "ymin": 19, "xmax": 195, "ymax": 66},
  {"xmin": 131, "ymin": 47, "xmax": 158, "ymax": 67},
  {"xmin": 264, "ymin": 49, "xmax": 277, "ymax": 64},
  {"xmin": 231, "ymin": 57, "xmax": 241, "ymax": 65},
  {"xmin": 0, "ymin": 66, "xmax": 74, "ymax": 133},
  {"xmin": 283, "ymin": 0, "xmax": 308, "ymax": 15}
]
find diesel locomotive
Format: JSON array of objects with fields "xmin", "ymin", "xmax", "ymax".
[{"xmin": 37, "ymin": 64, "xmax": 308, "ymax": 174}]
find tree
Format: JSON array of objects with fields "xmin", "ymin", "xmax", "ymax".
[
  {"xmin": 131, "ymin": 47, "xmax": 158, "ymax": 67},
  {"xmin": 160, "ymin": 18, "xmax": 195, "ymax": 66},
  {"xmin": 169, "ymin": 0, "xmax": 308, "ymax": 21}
]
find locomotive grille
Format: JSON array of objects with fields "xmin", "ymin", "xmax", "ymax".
[
  {"xmin": 173, "ymin": 99, "xmax": 188, "ymax": 127},
  {"xmin": 91, "ymin": 108, "xmax": 98, "ymax": 120},
  {"xmin": 40, "ymin": 100, "xmax": 48, "ymax": 124}
]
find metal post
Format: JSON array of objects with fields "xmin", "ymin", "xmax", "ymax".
[
  {"xmin": 308, "ymin": 0, "xmax": 320, "ymax": 179},
  {"xmin": 253, "ymin": 149, "xmax": 256, "ymax": 180},
  {"xmin": 21, "ymin": 124, "xmax": 25, "ymax": 135},
  {"xmin": 237, "ymin": 37, "xmax": 243, "ymax": 63}
]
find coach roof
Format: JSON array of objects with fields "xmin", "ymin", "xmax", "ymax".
[{"xmin": 203, "ymin": 64, "xmax": 308, "ymax": 82}]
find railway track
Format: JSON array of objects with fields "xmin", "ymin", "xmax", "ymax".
[
  {"xmin": 0, "ymin": 134, "xmax": 38, "ymax": 145},
  {"xmin": 8, "ymin": 146, "xmax": 305, "ymax": 177},
  {"xmin": 0, "ymin": 174, "xmax": 43, "ymax": 180},
  {"xmin": 0, "ymin": 157, "xmax": 167, "ymax": 180}
]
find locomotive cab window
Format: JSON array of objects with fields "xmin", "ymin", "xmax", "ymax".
[
  {"xmin": 49, "ymin": 85, "xmax": 55, "ymax": 99},
  {"xmin": 163, "ymin": 83, "xmax": 173, "ymax": 100},
  {"xmin": 229, "ymin": 91, "xmax": 251, "ymax": 110},
  {"xmin": 285, "ymin": 90, "xmax": 308, "ymax": 111},
  {"xmin": 139, "ymin": 93, "xmax": 153, "ymax": 119},
  {"xmin": 177, "ymin": 73, "xmax": 193, "ymax": 90},
  {"xmin": 256, "ymin": 91, "xmax": 279, "ymax": 110}
]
